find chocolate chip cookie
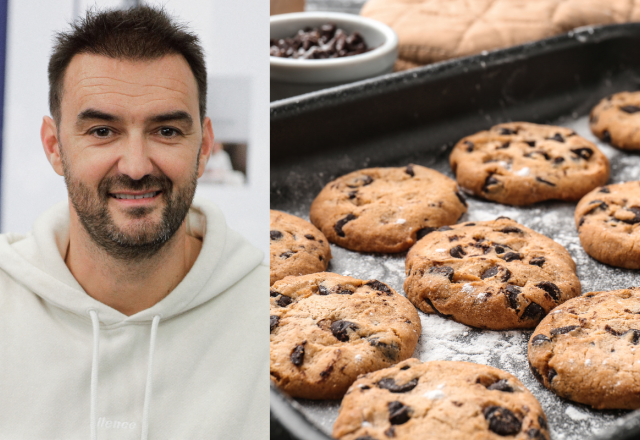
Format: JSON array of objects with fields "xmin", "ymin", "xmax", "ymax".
[
  {"xmin": 333, "ymin": 358, "xmax": 549, "ymax": 440},
  {"xmin": 270, "ymin": 210, "xmax": 332, "ymax": 285},
  {"xmin": 575, "ymin": 182, "xmax": 640, "ymax": 269},
  {"xmin": 528, "ymin": 287, "xmax": 640, "ymax": 409},
  {"xmin": 270, "ymin": 272, "xmax": 421, "ymax": 399},
  {"xmin": 590, "ymin": 91, "xmax": 640, "ymax": 150},
  {"xmin": 450, "ymin": 122, "xmax": 610, "ymax": 206},
  {"xmin": 309, "ymin": 165, "xmax": 468, "ymax": 253},
  {"xmin": 404, "ymin": 218, "xmax": 581, "ymax": 330}
]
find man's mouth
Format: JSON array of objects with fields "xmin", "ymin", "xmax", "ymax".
[{"xmin": 109, "ymin": 191, "xmax": 162, "ymax": 200}]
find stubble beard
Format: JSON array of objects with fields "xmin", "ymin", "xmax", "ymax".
[{"xmin": 60, "ymin": 145, "xmax": 199, "ymax": 261}]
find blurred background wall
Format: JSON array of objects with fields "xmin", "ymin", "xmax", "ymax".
[{"xmin": 0, "ymin": 0, "xmax": 269, "ymax": 257}]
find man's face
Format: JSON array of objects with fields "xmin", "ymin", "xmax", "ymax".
[{"xmin": 43, "ymin": 53, "xmax": 212, "ymax": 259}]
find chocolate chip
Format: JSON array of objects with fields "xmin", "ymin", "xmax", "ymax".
[
  {"xmin": 531, "ymin": 334, "xmax": 551, "ymax": 345},
  {"xmin": 416, "ymin": 227, "xmax": 436, "ymax": 240},
  {"xmin": 570, "ymin": 148, "xmax": 594, "ymax": 160},
  {"xmin": 538, "ymin": 415, "xmax": 548, "ymax": 431},
  {"xmin": 318, "ymin": 285, "xmax": 330, "ymax": 295},
  {"xmin": 405, "ymin": 164, "xmax": 415, "ymax": 177},
  {"xmin": 450, "ymin": 245, "xmax": 466, "ymax": 258},
  {"xmin": 535, "ymin": 177, "xmax": 556, "ymax": 186},
  {"xmin": 429, "ymin": 266, "xmax": 455, "ymax": 282},
  {"xmin": 500, "ymin": 226, "xmax": 523, "ymax": 234},
  {"xmin": 368, "ymin": 338, "xmax": 400, "ymax": 361},
  {"xmin": 499, "ymin": 128, "xmax": 517, "ymax": 135},
  {"xmin": 465, "ymin": 140, "xmax": 474, "ymax": 152},
  {"xmin": 438, "ymin": 226, "xmax": 453, "ymax": 231},
  {"xmin": 620, "ymin": 105, "xmax": 640, "ymax": 114},
  {"xmin": 270, "ymin": 290, "xmax": 280, "ymax": 297},
  {"xmin": 455, "ymin": 191, "xmax": 467, "ymax": 207},
  {"xmin": 348, "ymin": 190, "xmax": 357, "ymax": 199},
  {"xmin": 464, "ymin": 222, "xmax": 476, "ymax": 226},
  {"xmin": 347, "ymin": 175, "xmax": 373, "ymax": 188},
  {"xmin": 305, "ymin": 234, "xmax": 315, "ymax": 240},
  {"xmin": 525, "ymin": 140, "xmax": 536, "ymax": 147},
  {"xmin": 270, "ymin": 315, "xmax": 280, "ymax": 332},
  {"xmin": 388, "ymin": 401, "xmax": 411, "ymax": 425},
  {"xmin": 605, "ymin": 325, "xmax": 624, "ymax": 336},
  {"xmin": 335, "ymin": 285, "xmax": 354, "ymax": 295},
  {"xmin": 505, "ymin": 285, "xmax": 521, "ymax": 310},
  {"xmin": 270, "ymin": 230, "xmax": 283, "ymax": 240},
  {"xmin": 588, "ymin": 200, "xmax": 608, "ymax": 210},
  {"xmin": 366, "ymin": 280, "xmax": 392, "ymax": 295},
  {"xmin": 481, "ymin": 266, "xmax": 500, "ymax": 279},
  {"xmin": 487, "ymin": 379, "xmax": 514, "ymax": 392},
  {"xmin": 602, "ymin": 130, "xmax": 611, "ymax": 143},
  {"xmin": 548, "ymin": 368, "xmax": 557, "ymax": 383},
  {"xmin": 498, "ymin": 141, "xmax": 511, "ymax": 149},
  {"xmin": 502, "ymin": 252, "xmax": 522, "ymax": 262},
  {"xmin": 400, "ymin": 365, "xmax": 411, "ymax": 370},
  {"xmin": 630, "ymin": 329, "xmax": 640, "ymax": 344},
  {"xmin": 483, "ymin": 406, "xmax": 521, "ymax": 436},
  {"xmin": 550, "ymin": 325, "xmax": 578, "ymax": 336},
  {"xmin": 384, "ymin": 426, "xmax": 396, "ymax": 438},
  {"xmin": 578, "ymin": 216, "xmax": 586, "ymax": 227},
  {"xmin": 423, "ymin": 297, "xmax": 450, "ymax": 318},
  {"xmin": 335, "ymin": 213, "xmax": 356, "ymax": 237},
  {"xmin": 599, "ymin": 186, "xmax": 610, "ymax": 193},
  {"xmin": 521, "ymin": 302, "xmax": 546, "ymax": 321},
  {"xmin": 483, "ymin": 175, "xmax": 499, "ymax": 192},
  {"xmin": 547, "ymin": 133, "xmax": 565, "ymax": 143},
  {"xmin": 331, "ymin": 320, "xmax": 358, "ymax": 342},
  {"xmin": 529, "ymin": 257, "xmax": 545, "ymax": 267},
  {"xmin": 494, "ymin": 245, "xmax": 506, "ymax": 254},
  {"xmin": 378, "ymin": 377, "xmax": 419, "ymax": 393},
  {"xmin": 275, "ymin": 293, "xmax": 294, "ymax": 307},
  {"xmin": 280, "ymin": 251, "xmax": 294, "ymax": 259},
  {"xmin": 622, "ymin": 206, "xmax": 640, "ymax": 224},
  {"xmin": 527, "ymin": 428, "xmax": 547, "ymax": 440},
  {"xmin": 291, "ymin": 344, "xmax": 305, "ymax": 366},
  {"xmin": 529, "ymin": 360, "xmax": 543, "ymax": 382},
  {"xmin": 553, "ymin": 157, "xmax": 565, "ymax": 164},
  {"xmin": 536, "ymin": 281, "xmax": 561, "ymax": 302},
  {"xmin": 526, "ymin": 150, "xmax": 551, "ymax": 160}
]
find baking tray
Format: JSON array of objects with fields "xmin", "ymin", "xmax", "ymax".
[{"xmin": 270, "ymin": 23, "xmax": 640, "ymax": 440}]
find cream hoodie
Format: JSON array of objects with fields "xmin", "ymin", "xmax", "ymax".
[{"xmin": 0, "ymin": 197, "xmax": 268, "ymax": 440}]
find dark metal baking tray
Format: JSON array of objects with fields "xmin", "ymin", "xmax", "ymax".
[{"xmin": 271, "ymin": 23, "xmax": 640, "ymax": 440}]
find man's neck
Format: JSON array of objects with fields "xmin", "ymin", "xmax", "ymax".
[{"xmin": 65, "ymin": 210, "xmax": 202, "ymax": 316}]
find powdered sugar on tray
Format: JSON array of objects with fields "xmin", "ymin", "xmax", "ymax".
[{"xmin": 274, "ymin": 115, "xmax": 639, "ymax": 439}]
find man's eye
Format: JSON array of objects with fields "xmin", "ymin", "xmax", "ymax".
[
  {"xmin": 159, "ymin": 127, "xmax": 180, "ymax": 137},
  {"xmin": 91, "ymin": 127, "xmax": 112, "ymax": 138}
]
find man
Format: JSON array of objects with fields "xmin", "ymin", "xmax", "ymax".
[{"xmin": 0, "ymin": 6, "xmax": 267, "ymax": 440}]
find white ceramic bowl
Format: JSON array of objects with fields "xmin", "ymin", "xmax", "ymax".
[{"xmin": 270, "ymin": 11, "xmax": 398, "ymax": 100}]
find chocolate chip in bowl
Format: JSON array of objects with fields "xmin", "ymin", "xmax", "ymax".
[{"xmin": 270, "ymin": 12, "xmax": 397, "ymax": 101}]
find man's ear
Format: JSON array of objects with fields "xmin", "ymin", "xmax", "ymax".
[
  {"xmin": 41, "ymin": 116, "xmax": 64, "ymax": 176},
  {"xmin": 197, "ymin": 116, "xmax": 214, "ymax": 178}
]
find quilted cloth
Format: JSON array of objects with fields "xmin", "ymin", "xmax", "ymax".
[{"xmin": 360, "ymin": 0, "xmax": 640, "ymax": 70}]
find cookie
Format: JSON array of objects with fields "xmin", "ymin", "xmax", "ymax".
[
  {"xmin": 450, "ymin": 122, "xmax": 610, "ymax": 206},
  {"xmin": 590, "ymin": 91, "xmax": 640, "ymax": 150},
  {"xmin": 333, "ymin": 358, "xmax": 550, "ymax": 440},
  {"xmin": 309, "ymin": 165, "xmax": 468, "ymax": 253},
  {"xmin": 270, "ymin": 272, "xmax": 421, "ymax": 399},
  {"xmin": 404, "ymin": 218, "xmax": 581, "ymax": 330},
  {"xmin": 575, "ymin": 182, "xmax": 640, "ymax": 269},
  {"xmin": 528, "ymin": 287, "xmax": 640, "ymax": 409},
  {"xmin": 270, "ymin": 210, "xmax": 332, "ymax": 285}
]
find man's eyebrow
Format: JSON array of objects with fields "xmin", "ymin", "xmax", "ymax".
[
  {"xmin": 149, "ymin": 111, "xmax": 193, "ymax": 126},
  {"xmin": 76, "ymin": 109, "xmax": 120, "ymax": 124}
]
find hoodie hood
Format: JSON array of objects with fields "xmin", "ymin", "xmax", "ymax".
[{"xmin": 0, "ymin": 196, "xmax": 263, "ymax": 326}]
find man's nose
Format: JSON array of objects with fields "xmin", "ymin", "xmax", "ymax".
[{"xmin": 117, "ymin": 134, "xmax": 154, "ymax": 180}]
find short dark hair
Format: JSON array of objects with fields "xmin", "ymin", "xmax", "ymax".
[{"xmin": 48, "ymin": 6, "xmax": 207, "ymax": 124}]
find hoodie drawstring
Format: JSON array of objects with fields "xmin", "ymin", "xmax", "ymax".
[
  {"xmin": 88, "ymin": 311, "xmax": 162, "ymax": 440},
  {"xmin": 89, "ymin": 310, "xmax": 100, "ymax": 440}
]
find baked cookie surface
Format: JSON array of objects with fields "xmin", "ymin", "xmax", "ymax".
[
  {"xmin": 404, "ymin": 218, "xmax": 581, "ymax": 330},
  {"xmin": 528, "ymin": 287, "xmax": 640, "ymax": 410},
  {"xmin": 270, "ymin": 210, "xmax": 332, "ymax": 285},
  {"xmin": 575, "ymin": 182, "xmax": 640, "ymax": 269},
  {"xmin": 590, "ymin": 91, "xmax": 640, "ymax": 150},
  {"xmin": 450, "ymin": 122, "xmax": 610, "ymax": 206},
  {"xmin": 333, "ymin": 358, "xmax": 549, "ymax": 440},
  {"xmin": 309, "ymin": 165, "xmax": 467, "ymax": 253},
  {"xmin": 270, "ymin": 272, "xmax": 421, "ymax": 399}
]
